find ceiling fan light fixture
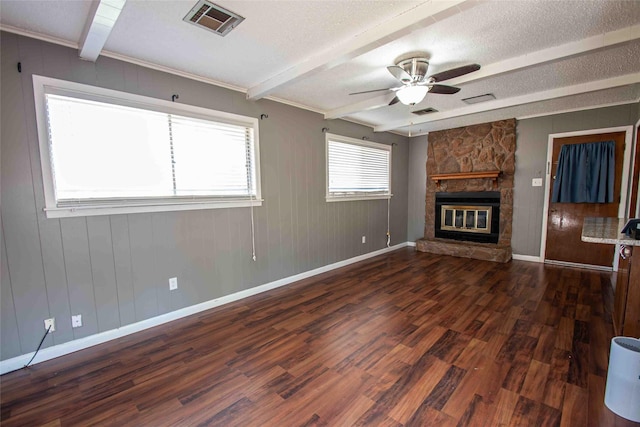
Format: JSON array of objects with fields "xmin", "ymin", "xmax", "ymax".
[{"xmin": 396, "ymin": 85, "xmax": 428, "ymax": 105}]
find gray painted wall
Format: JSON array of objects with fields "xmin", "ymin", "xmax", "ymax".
[
  {"xmin": 407, "ymin": 136, "xmax": 428, "ymax": 242},
  {"xmin": 0, "ymin": 32, "xmax": 409, "ymax": 361},
  {"xmin": 405, "ymin": 103, "xmax": 639, "ymax": 257}
]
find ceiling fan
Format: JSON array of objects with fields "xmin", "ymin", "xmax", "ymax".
[{"xmin": 349, "ymin": 57, "xmax": 481, "ymax": 106}]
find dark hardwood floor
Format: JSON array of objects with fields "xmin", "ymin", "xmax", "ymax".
[{"xmin": 1, "ymin": 248, "xmax": 637, "ymax": 426}]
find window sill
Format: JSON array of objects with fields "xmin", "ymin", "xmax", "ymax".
[
  {"xmin": 44, "ymin": 199, "xmax": 264, "ymax": 218},
  {"xmin": 326, "ymin": 195, "xmax": 392, "ymax": 203}
]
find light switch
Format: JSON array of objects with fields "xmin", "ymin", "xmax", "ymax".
[{"xmin": 532, "ymin": 178, "xmax": 543, "ymax": 187}]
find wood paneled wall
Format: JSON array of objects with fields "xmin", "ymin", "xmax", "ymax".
[{"xmin": 0, "ymin": 32, "xmax": 409, "ymax": 361}]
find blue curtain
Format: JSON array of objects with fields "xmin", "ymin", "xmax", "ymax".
[{"xmin": 551, "ymin": 140, "xmax": 615, "ymax": 203}]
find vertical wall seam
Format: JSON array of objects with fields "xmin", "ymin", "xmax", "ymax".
[
  {"xmin": 367, "ymin": 200, "xmax": 371, "ymax": 253},
  {"xmin": 126, "ymin": 215, "xmax": 138, "ymax": 320},
  {"xmin": 289, "ymin": 158, "xmax": 295, "ymax": 275},
  {"xmin": 151, "ymin": 214, "xmax": 160, "ymax": 316},
  {"xmin": 305, "ymin": 147, "xmax": 311, "ymax": 270},
  {"xmin": 1, "ymin": 218, "xmax": 22, "ymax": 354},
  {"xmin": 276, "ymin": 140, "xmax": 284, "ymax": 278},
  {"xmin": 19, "ymin": 39, "xmax": 43, "ymax": 229},
  {"xmin": 58, "ymin": 219, "xmax": 72, "ymax": 343},
  {"xmin": 85, "ymin": 218, "xmax": 99, "ymax": 333},
  {"xmin": 295, "ymin": 145, "xmax": 302, "ymax": 273},
  {"xmin": 108, "ymin": 217, "xmax": 122, "ymax": 329},
  {"xmin": 17, "ymin": 36, "xmax": 54, "ymax": 345}
]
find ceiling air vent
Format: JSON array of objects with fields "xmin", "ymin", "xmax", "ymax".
[
  {"xmin": 462, "ymin": 93, "xmax": 496, "ymax": 105},
  {"xmin": 184, "ymin": 0, "xmax": 244, "ymax": 37},
  {"xmin": 412, "ymin": 107, "xmax": 439, "ymax": 115}
]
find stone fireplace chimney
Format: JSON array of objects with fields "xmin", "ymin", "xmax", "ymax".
[{"xmin": 416, "ymin": 119, "xmax": 516, "ymax": 262}]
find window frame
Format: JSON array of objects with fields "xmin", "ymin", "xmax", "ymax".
[
  {"xmin": 33, "ymin": 75, "xmax": 261, "ymax": 218},
  {"xmin": 325, "ymin": 133, "xmax": 392, "ymax": 202}
]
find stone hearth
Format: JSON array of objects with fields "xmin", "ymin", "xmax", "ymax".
[
  {"xmin": 416, "ymin": 239, "xmax": 512, "ymax": 263},
  {"xmin": 416, "ymin": 119, "xmax": 516, "ymax": 263}
]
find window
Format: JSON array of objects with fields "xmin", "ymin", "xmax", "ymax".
[
  {"xmin": 326, "ymin": 133, "xmax": 392, "ymax": 201},
  {"xmin": 33, "ymin": 75, "xmax": 260, "ymax": 218}
]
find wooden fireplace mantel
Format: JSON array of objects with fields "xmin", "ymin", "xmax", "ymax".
[{"xmin": 431, "ymin": 170, "xmax": 501, "ymax": 189}]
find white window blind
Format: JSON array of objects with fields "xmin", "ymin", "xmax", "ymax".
[
  {"xmin": 326, "ymin": 134, "xmax": 391, "ymax": 201},
  {"xmin": 34, "ymin": 75, "xmax": 260, "ymax": 218}
]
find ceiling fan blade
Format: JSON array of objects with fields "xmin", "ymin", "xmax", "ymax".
[
  {"xmin": 429, "ymin": 84, "xmax": 461, "ymax": 95},
  {"xmin": 388, "ymin": 96, "xmax": 400, "ymax": 106},
  {"xmin": 387, "ymin": 65, "xmax": 412, "ymax": 83},
  {"xmin": 349, "ymin": 87, "xmax": 394, "ymax": 95},
  {"xmin": 429, "ymin": 64, "xmax": 481, "ymax": 82}
]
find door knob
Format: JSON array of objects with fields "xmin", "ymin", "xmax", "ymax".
[{"xmin": 620, "ymin": 245, "xmax": 631, "ymax": 260}]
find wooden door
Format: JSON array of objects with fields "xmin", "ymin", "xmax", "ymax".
[
  {"xmin": 629, "ymin": 130, "xmax": 640, "ymax": 217},
  {"xmin": 545, "ymin": 131, "xmax": 626, "ymax": 267}
]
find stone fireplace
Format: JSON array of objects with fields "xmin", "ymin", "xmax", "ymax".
[{"xmin": 416, "ymin": 119, "xmax": 516, "ymax": 263}]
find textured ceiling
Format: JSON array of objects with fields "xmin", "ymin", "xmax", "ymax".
[
  {"xmin": 352, "ymin": 84, "xmax": 640, "ymax": 136},
  {"xmin": 1, "ymin": 0, "xmax": 639, "ymax": 135},
  {"xmin": 102, "ymin": 0, "xmax": 424, "ymax": 88}
]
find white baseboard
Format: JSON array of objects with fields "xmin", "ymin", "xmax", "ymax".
[
  {"xmin": 513, "ymin": 254, "xmax": 616, "ymax": 271},
  {"xmin": 544, "ymin": 259, "xmax": 613, "ymax": 272},
  {"xmin": 512, "ymin": 254, "xmax": 542, "ymax": 263},
  {"xmin": 0, "ymin": 242, "xmax": 411, "ymax": 375},
  {"xmin": 406, "ymin": 241, "xmax": 416, "ymax": 247}
]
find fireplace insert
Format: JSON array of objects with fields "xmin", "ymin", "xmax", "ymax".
[{"xmin": 435, "ymin": 191, "xmax": 500, "ymax": 243}]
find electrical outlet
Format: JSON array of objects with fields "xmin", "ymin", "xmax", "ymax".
[
  {"xmin": 44, "ymin": 318, "xmax": 55, "ymax": 333},
  {"xmin": 72, "ymin": 314, "xmax": 82, "ymax": 328},
  {"xmin": 362, "ymin": 236, "xmax": 366, "ymax": 244},
  {"xmin": 532, "ymin": 178, "xmax": 543, "ymax": 187},
  {"xmin": 169, "ymin": 277, "xmax": 178, "ymax": 291}
]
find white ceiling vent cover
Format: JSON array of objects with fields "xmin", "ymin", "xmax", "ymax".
[
  {"xmin": 184, "ymin": 0, "xmax": 244, "ymax": 37},
  {"xmin": 412, "ymin": 107, "xmax": 439, "ymax": 116},
  {"xmin": 462, "ymin": 93, "xmax": 496, "ymax": 105}
]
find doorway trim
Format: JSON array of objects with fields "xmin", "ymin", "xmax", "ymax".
[
  {"xmin": 540, "ymin": 125, "xmax": 633, "ymax": 270},
  {"xmin": 633, "ymin": 117, "xmax": 640, "ymax": 217}
]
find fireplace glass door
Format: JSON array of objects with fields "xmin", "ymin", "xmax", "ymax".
[{"xmin": 441, "ymin": 205, "xmax": 492, "ymax": 234}]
